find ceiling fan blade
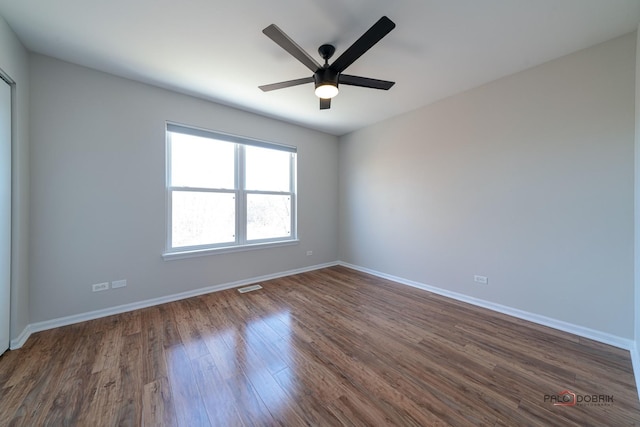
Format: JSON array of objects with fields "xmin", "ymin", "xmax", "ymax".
[
  {"xmin": 320, "ymin": 98, "xmax": 331, "ymax": 110},
  {"xmin": 259, "ymin": 77, "xmax": 314, "ymax": 92},
  {"xmin": 263, "ymin": 24, "xmax": 322, "ymax": 72},
  {"xmin": 339, "ymin": 74, "xmax": 395, "ymax": 90},
  {"xmin": 330, "ymin": 16, "xmax": 395, "ymax": 73}
]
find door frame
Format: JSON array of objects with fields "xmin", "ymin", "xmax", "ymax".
[{"xmin": 0, "ymin": 69, "xmax": 14, "ymax": 354}]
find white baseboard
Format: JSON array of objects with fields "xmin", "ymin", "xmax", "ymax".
[
  {"xmin": 10, "ymin": 324, "xmax": 32, "ymax": 350},
  {"xmin": 10, "ymin": 261, "xmax": 338, "ymax": 349},
  {"xmin": 339, "ymin": 261, "xmax": 635, "ymax": 351}
]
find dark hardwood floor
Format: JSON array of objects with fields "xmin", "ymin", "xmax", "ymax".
[{"xmin": 1, "ymin": 265, "xmax": 639, "ymax": 426}]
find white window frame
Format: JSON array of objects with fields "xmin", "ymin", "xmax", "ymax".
[{"xmin": 163, "ymin": 123, "xmax": 298, "ymax": 260}]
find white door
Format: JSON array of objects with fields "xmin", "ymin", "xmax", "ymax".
[{"xmin": 0, "ymin": 78, "xmax": 10, "ymax": 354}]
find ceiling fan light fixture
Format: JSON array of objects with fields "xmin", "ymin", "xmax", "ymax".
[
  {"xmin": 314, "ymin": 68, "xmax": 339, "ymax": 99},
  {"xmin": 315, "ymin": 83, "xmax": 339, "ymax": 99}
]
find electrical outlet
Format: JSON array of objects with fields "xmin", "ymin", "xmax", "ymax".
[
  {"xmin": 92, "ymin": 282, "xmax": 109, "ymax": 292},
  {"xmin": 306, "ymin": 251, "xmax": 313, "ymax": 256},
  {"xmin": 474, "ymin": 275, "xmax": 488, "ymax": 285},
  {"xmin": 111, "ymin": 279, "xmax": 127, "ymax": 289}
]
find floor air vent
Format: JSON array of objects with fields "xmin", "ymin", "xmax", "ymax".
[{"xmin": 237, "ymin": 284, "xmax": 263, "ymax": 293}]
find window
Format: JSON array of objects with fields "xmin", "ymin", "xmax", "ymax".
[{"xmin": 165, "ymin": 123, "xmax": 297, "ymax": 257}]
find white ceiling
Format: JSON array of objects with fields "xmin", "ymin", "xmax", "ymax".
[{"xmin": 0, "ymin": 0, "xmax": 639, "ymax": 135}]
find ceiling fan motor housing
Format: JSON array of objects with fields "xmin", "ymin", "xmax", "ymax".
[{"xmin": 314, "ymin": 68, "xmax": 339, "ymax": 90}]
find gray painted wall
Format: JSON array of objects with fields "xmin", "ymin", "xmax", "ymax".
[
  {"xmin": 339, "ymin": 34, "xmax": 636, "ymax": 339},
  {"xmin": 29, "ymin": 54, "xmax": 339, "ymax": 322},
  {"xmin": 0, "ymin": 16, "xmax": 29, "ymax": 342}
]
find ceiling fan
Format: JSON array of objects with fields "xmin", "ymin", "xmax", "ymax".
[{"xmin": 259, "ymin": 16, "xmax": 396, "ymax": 110}]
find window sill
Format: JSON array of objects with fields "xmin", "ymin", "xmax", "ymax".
[{"xmin": 162, "ymin": 239, "xmax": 300, "ymax": 261}]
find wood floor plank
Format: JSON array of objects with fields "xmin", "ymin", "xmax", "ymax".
[
  {"xmin": 272, "ymin": 367, "xmax": 345, "ymax": 426},
  {"xmin": 32, "ymin": 323, "xmax": 102, "ymax": 426},
  {"xmin": 225, "ymin": 371, "xmax": 276, "ymax": 426},
  {"xmin": 4, "ymin": 324, "xmax": 86, "ymax": 426},
  {"xmin": 141, "ymin": 377, "xmax": 177, "ymax": 427},
  {"xmin": 140, "ymin": 306, "xmax": 169, "ymax": 385},
  {"xmin": 164, "ymin": 344, "xmax": 211, "ymax": 426},
  {"xmin": 189, "ymin": 355, "xmax": 244, "ymax": 427},
  {"xmin": 2, "ymin": 328, "xmax": 60, "ymax": 389},
  {"xmin": 1, "ymin": 265, "xmax": 639, "ymax": 425},
  {"xmin": 114, "ymin": 332, "xmax": 144, "ymax": 427},
  {"xmin": 171, "ymin": 300, "xmax": 210, "ymax": 361},
  {"xmin": 86, "ymin": 326, "xmax": 126, "ymax": 426}
]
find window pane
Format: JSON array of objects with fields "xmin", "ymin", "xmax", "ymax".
[
  {"xmin": 172, "ymin": 191, "xmax": 235, "ymax": 248},
  {"xmin": 247, "ymin": 194, "xmax": 291, "ymax": 241},
  {"xmin": 170, "ymin": 132, "xmax": 235, "ymax": 189},
  {"xmin": 245, "ymin": 146, "xmax": 291, "ymax": 192}
]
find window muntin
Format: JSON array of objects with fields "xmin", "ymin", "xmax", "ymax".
[{"xmin": 166, "ymin": 123, "xmax": 297, "ymax": 253}]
